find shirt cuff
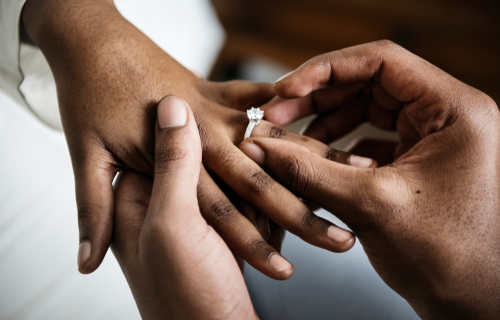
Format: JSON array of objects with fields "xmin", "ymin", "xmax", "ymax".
[{"xmin": 0, "ymin": 0, "xmax": 28, "ymax": 106}]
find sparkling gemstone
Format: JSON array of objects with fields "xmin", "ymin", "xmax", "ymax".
[{"xmin": 247, "ymin": 107, "xmax": 264, "ymax": 122}]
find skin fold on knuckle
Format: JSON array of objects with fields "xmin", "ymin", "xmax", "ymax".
[
  {"xmin": 300, "ymin": 211, "xmax": 319, "ymax": 230},
  {"xmin": 200, "ymin": 197, "xmax": 237, "ymax": 226},
  {"xmin": 154, "ymin": 145, "xmax": 188, "ymax": 175},
  {"xmin": 276, "ymin": 155, "xmax": 315, "ymax": 198},
  {"xmin": 246, "ymin": 171, "xmax": 274, "ymax": 196},
  {"xmin": 77, "ymin": 203, "xmax": 110, "ymax": 240},
  {"xmin": 266, "ymin": 124, "xmax": 289, "ymax": 140},
  {"xmin": 247, "ymin": 238, "xmax": 269, "ymax": 255}
]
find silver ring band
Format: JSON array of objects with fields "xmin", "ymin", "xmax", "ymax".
[{"xmin": 244, "ymin": 107, "xmax": 264, "ymax": 140}]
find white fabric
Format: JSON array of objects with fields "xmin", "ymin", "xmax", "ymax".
[{"xmin": 0, "ymin": 0, "xmax": 28, "ymax": 107}]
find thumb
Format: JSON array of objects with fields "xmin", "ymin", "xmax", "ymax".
[
  {"xmin": 240, "ymin": 138, "xmax": 390, "ymax": 228},
  {"xmin": 147, "ymin": 96, "xmax": 202, "ymax": 226},
  {"xmin": 75, "ymin": 154, "xmax": 115, "ymax": 274}
]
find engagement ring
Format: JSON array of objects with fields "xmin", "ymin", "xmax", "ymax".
[{"xmin": 244, "ymin": 107, "xmax": 264, "ymax": 140}]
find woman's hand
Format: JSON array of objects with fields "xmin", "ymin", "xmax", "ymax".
[
  {"xmin": 112, "ymin": 96, "xmax": 256, "ymax": 320},
  {"xmin": 22, "ymin": 0, "xmax": 368, "ymax": 277},
  {"xmin": 242, "ymin": 41, "xmax": 500, "ymax": 319}
]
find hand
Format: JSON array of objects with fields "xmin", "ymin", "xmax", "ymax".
[
  {"xmin": 22, "ymin": 0, "xmax": 368, "ymax": 277},
  {"xmin": 111, "ymin": 96, "xmax": 255, "ymax": 320},
  {"xmin": 241, "ymin": 41, "xmax": 500, "ymax": 319}
]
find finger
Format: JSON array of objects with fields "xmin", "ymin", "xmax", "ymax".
[
  {"xmin": 149, "ymin": 95, "xmax": 201, "ymax": 227},
  {"xmin": 202, "ymin": 80, "xmax": 276, "ymax": 111},
  {"xmin": 191, "ymin": 70, "xmax": 204, "ymax": 79},
  {"xmin": 240, "ymin": 138, "xmax": 389, "ymax": 228},
  {"xmin": 205, "ymin": 143, "xmax": 356, "ymax": 253},
  {"xmin": 348, "ymin": 138, "xmax": 399, "ymax": 167},
  {"xmin": 262, "ymin": 95, "xmax": 314, "ymax": 126},
  {"xmin": 274, "ymin": 41, "xmax": 459, "ymax": 135},
  {"xmin": 262, "ymin": 84, "xmax": 364, "ymax": 126},
  {"xmin": 208, "ymin": 172, "xmax": 273, "ymax": 242},
  {"xmin": 74, "ymin": 150, "xmax": 116, "ymax": 274},
  {"xmin": 372, "ymin": 83, "xmax": 402, "ymax": 111},
  {"xmin": 274, "ymin": 41, "xmax": 426, "ymax": 102},
  {"xmin": 204, "ymin": 173, "xmax": 285, "ymax": 259},
  {"xmin": 302, "ymin": 99, "xmax": 368, "ymax": 143},
  {"xmin": 251, "ymin": 120, "xmax": 377, "ymax": 168},
  {"xmin": 111, "ymin": 171, "xmax": 152, "ymax": 265},
  {"xmin": 268, "ymin": 220, "xmax": 285, "ymax": 253},
  {"xmin": 197, "ymin": 167, "xmax": 294, "ymax": 280},
  {"xmin": 303, "ymin": 199, "xmax": 320, "ymax": 212},
  {"xmin": 367, "ymin": 101, "xmax": 399, "ymax": 131},
  {"xmin": 395, "ymin": 106, "xmax": 422, "ymax": 159},
  {"xmin": 237, "ymin": 200, "xmax": 271, "ymax": 242}
]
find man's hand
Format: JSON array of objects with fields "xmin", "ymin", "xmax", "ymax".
[
  {"xmin": 112, "ymin": 96, "xmax": 255, "ymax": 320},
  {"xmin": 21, "ymin": 0, "xmax": 369, "ymax": 278},
  {"xmin": 241, "ymin": 41, "xmax": 500, "ymax": 319}
]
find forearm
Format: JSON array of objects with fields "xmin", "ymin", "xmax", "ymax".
[
  {"xmin": 22, "ymin": 0, "xmax": 119, "ymax": 61},
  {"xmin": 21, "ymin": 0, "xmax": 198, "ymax": 179},
  {"xmin": 21, "ymin": 0, "xmax": 196, "ymax": 95}
]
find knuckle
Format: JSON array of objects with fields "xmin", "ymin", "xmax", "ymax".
[
  {"xmin": 300, "ymin": 212, "xmax": 318, "ymax": 230},
  {"xmin": 476, "ymin": 92, "xmax": 498, "ymax": 113},
  {"xmin": 77, "ymin": 203, "xmax": 107, "ymax": 239},
  {"xmin": 361, "ymin": 169, "xmax": 407, "ymax": 216},
  {"xmin": 325, "ymin": 148, "xmax": 339, "ymax": 162},
  {"xmin": 246, "ymin": 171, "xmax": 274, "ymax": 196},
  {"xmin": 279, "ymin": 156, "xmax": 314, "ymax": 197},
  {"xmin": 77, "ymin": 203, "xmax": 101, "ymax": 221},
  {"xmin": 247, "ymin": 239, "xmax": 269, "ymax": 254},
  {"xmin": 202, "ymin": 199, "xmax": 237, "ymax": 225},
  {"xmin": 154, "ymin": 145, "xmax": 188, "ymax": 174},
  {"xmin": 274, "ymin": 78, "xmax": 294, "ymax": 94},
  {"xmin": 267, "ymin": 125, "xmax": 289, "ymax": 140},
  {"xmin": 372, "ymin": 39, "xmax": 398, "ymax": 49},
  {"xmin": 212, "ymin": 146, "xmax": 237, "ymax": 171}
]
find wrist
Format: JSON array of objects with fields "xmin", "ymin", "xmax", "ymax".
[
  {"xmin": 22, "ymin": 0, "xmax": 117, "ymax": 41},
  {"xmin": 22, "ymin": 0, "xmax": 124, "ymax": 73}
]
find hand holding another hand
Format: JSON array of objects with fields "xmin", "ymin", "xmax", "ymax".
[
  {"xmin": 112, "ymin": 97, "xmax": 256, "ymax": 320},
  {"xmin": 22, "ymin": 0, "xmax": 371, "ymax": 278},
  {"xmin": 242, "ymin": 41, "xmax": 500, "ymax": 319}
]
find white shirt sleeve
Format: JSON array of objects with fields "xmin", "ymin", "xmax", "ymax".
[{"xmin": 0, "ymin": 0, "xmax": 28, "ymax": 108}]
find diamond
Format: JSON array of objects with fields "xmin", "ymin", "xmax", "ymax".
[{"xmin": 247, "ymin": 107, "xmax": 264, "ymax": 123}]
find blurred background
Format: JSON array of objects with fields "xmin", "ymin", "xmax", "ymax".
[
  {"xmin": 210, "ymin": 0, "xmax": 500, "ymax": 104},
  {"xmin": 1, "ymin": 0, "xmax": 498, "ymax": 319}
]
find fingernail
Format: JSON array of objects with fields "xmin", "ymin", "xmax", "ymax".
[
  {"xmin": 275, "ymin": 70, "xmax": 295, "ymax": 83},
  {"xmin": 77, "ymin": 241, "xmax": 91, "ymax": 267},
  {"xmin": 158, "ymin": 96, "xmax": 187, "ymax": 128},
  {"xmin": 240, "ymin": 142, "xmax": 264, "ymax": 165},
  {"xmin": 349, "ymin": 155, "xmax": 378, "ymax": 168},
  {"xmin": 327, "ymin": 226, "xmax": 352, "ymax": 244},
  {"xmin": 270, "ymin": 254, "xmax": 292, "ymax": 273}
]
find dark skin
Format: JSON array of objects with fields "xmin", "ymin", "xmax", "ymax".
[
  {"xmin": 111, "ymin": 97, "xmax": 256, "ymax": 320},
  {"xmin": 110, "ymin": 42, "xmax": 500, "ymax": 319},
  {"xmin": 22, "ymin": 0, "xmax": 375, "ymax": 278},
  {"xmin": 242, "ymin": 41, "xmax": 500, "ymax": 319}
]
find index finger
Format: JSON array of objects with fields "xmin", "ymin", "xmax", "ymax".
[
  {"xmin": 274, "ymin": 40, "xmax": 444, "ymax": 105},
  {"xmin": 240, "ymin": 137, "xmax": 396, "ymax": 229}
]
